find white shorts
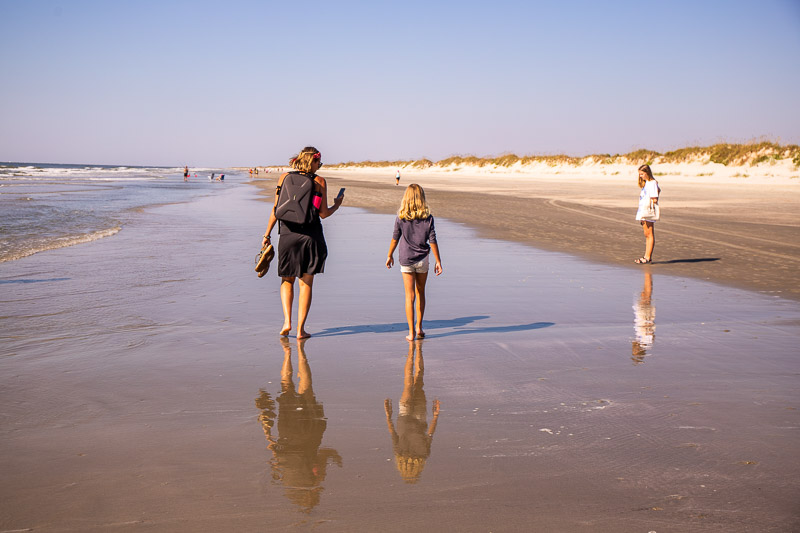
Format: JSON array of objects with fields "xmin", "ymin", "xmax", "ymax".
[{"xmin": 400, "ymin": 256, "xmax": 429, "ymax": 274}]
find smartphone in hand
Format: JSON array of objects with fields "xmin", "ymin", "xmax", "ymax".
[{"xmin": 337, "ymin": 187, "xmax": 346, "ymax": 198}]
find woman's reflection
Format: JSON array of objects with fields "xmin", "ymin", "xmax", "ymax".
[
  {"xmin": 632, "ymin": 270, "xmax": 656, "ymax": 364},
  {"xmin": 255, "ymin": 338, "xmax": 342, "ymax": 512},
  {"xmin": 384, "ymin": 341, "xmax": 440, "ymax": 484}
]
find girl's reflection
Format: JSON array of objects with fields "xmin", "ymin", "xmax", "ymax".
[
  {"xmin": 632, "ymin": 270, "xmax": 656, "ymax": 364},
  {"xmin": 384, "ymin": 341, "xmax": 440, "ymax": 484},
  {"xmin": 255, "ymin": 338, "xmax": 342, "ymax": 512}
]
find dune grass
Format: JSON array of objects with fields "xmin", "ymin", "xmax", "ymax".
[{"xmin": 324, "ymin": 142, "xmax": 800, "ymax": 170}]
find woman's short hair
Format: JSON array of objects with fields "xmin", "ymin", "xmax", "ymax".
[{"xmin": 290, "ymin": 146, "xmax": 321, "ymax": 174}]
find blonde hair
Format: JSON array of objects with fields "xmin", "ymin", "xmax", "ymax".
[
  {"xmin": 638, "ymin": 164, "xmax": 654, "ymax": 188},
  {"xmin": 398, "ymin": 184, "xmax": 431, "ymax": 220},
  {"xmin": 394, "ymin": 454, "xmax": 427, "ymax": 484},
  {"xmin": 290, "ymin": 146, "xmax": 321, "ymax": 174}
]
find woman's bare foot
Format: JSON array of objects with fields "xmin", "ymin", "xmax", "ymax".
[
  {"xmin": 297, "ymin": 329, "xmax": 312, "ymax": 340},
  {"xmin": 416, "ymin": 329, "xmax": 425, "ymax": 339},
  {"xmin": 406, "ymin": 333, "xmax": 415, "ymax": 341},
  {"xmin": 279, "ymin": 323, "xmax": 291, "ymax": 336}
]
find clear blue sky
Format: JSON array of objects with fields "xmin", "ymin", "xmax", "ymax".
[{"xmin": 1, "ymin": 0, "xmax": 799, "ymax": 167}]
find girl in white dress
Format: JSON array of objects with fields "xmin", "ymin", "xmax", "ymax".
[{"xmin": 634, "ymin": 164, "xmax": 660, "ymax": 264}]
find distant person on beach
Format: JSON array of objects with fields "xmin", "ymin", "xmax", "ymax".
[
  {"xmin": 386, "ymin": 184, "xmax": 443, "ymax": 341},
  {"xmin": 211, "ymin": 173, "xmax": 215, "ymax": 180},
  {"xmin": 395, "ymin": 170, "xmax": 401, "ymax": 185},
  {"xmin": 183, "ymin": 166, "xmax": 189, "ymax": 181},
  {"xmin": 634, "ymin": 164, "xmax": 660, "ymax": 264},
  {"xmin": 262, "ymin": 147, "xmax": 344, "ymax": 338}
]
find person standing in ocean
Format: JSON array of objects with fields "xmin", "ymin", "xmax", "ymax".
[
  {"xmin": 261, "ymin": 147, "xmax": 344, "ymax": 339},
  {"xmin": 634, "ymin": 164, "xmax": 660, "ymax": 264},
  {"xmin": 183, "ymin": 165, "xmax": 189, "ymax": 181}
]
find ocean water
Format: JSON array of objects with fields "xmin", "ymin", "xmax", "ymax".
[{"xmin": 0, "ymin": 162, "xmax": 244, "ymax": 262}]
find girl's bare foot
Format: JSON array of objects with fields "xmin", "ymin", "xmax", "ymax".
[
  {"xmin": 279, "ymin": 323, "xmax": 291, "ymax": 336},
  {"xmin": 416, "ymin": 329, "xmax": 425, "ymax": 339},
  {"xmin": 297, "ymin": 329, "xmax": 311, "ymax": 340},
  {"xmin": 406, "ymin": 333, "xmax": 415, "ymax": 341}
]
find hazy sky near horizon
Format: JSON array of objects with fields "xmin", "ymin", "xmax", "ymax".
[{"xmin": 1, "ymin": 0, "xmax": 799, "ymax": 167}]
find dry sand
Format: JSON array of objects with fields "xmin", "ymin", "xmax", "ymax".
[
  {"xmin": 1, "ymin": 176, "xmax": 799, "ymax": 532},
  {"xmin": 254, "ymin": 166, "xmax": 800, "ymax": 300}
]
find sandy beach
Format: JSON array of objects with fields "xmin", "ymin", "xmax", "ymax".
[
  {"xmin": 279, "ymin": 165, "xmax": 800, "ymax": 301},
  {"xmin": 1, "ymin": 177, "xmax": 799, "ymax": 532}
]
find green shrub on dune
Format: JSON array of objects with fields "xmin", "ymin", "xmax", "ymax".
[{"xmin": 624, "ymin": 149, "xmax": 660, "ymax": 164}]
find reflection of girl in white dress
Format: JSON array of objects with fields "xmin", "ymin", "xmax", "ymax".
[{"xmin": 632, "ymin": 271, "xmax": 655, "ymax": 364}]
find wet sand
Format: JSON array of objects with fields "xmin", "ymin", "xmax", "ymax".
[
  {"xmin": 265, "ymin": 169, "xmax": 800, "ymax": 300},
  {"xmin": 1, "ymin": 181, "xmax": 799, "ymax": 532}
]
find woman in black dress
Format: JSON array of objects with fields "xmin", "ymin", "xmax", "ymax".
[{"xmin": 262, "ymin": 147, "xmax": 344, "ymax": 338}]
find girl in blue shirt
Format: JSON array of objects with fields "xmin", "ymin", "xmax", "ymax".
[{"xmin": 386, "ymin": 184, "xmax": 443, "ymax": 340}]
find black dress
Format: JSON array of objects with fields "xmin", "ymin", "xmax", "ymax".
[{"xmin": 277, "ymin": 205, "xmax": 328, "ymax": 278}]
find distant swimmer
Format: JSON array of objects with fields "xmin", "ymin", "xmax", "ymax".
[
  {"xmin": 219, "ymin": 174, "xmax": 225, "ymax": 181},
  {"xmin": 211, "ymin": 173, "xmax": 215, "ymax": 180},
  {"xmin": 396, "ymin": 169, "xmax": 401, "ymax": 185},
  {"xmin": 184, "ymin": 165, "xmax": 189, "ymax": 181}
]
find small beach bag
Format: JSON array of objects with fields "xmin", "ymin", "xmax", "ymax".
[{"xmin": 642, "ymin": 202, "xmax": 661, "ymax": 221}]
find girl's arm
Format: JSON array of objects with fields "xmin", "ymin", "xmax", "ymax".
[
  {"xmin": 386, "ymin": 239, "xmax": 399, "ymax": 268},
  {"xmin": 384, "ymin": 399, "xmax": 399, "ymax": 442},
  {"xmin": 648, "ymin": 181, "xmax": 659, "ymax": 205},
  {"xmin": 430, "ymin": 242, "xmax": 443, "ymax": 275},
  {"xmin": 427, "ymin": 398, "xmax": 441, "ymax": 438},
  {"xmin": 316, "ymin": 176, "xmax": 344, "ymax": 219}
]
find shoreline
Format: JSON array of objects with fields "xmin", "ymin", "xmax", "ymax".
[{"xmin": 252, "ymin": 168, "xmax": 800, "ymax": 300}]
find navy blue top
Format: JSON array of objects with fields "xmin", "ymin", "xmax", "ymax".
[{"xmin": 392, "ymin": 216, "xmax": 437, "ymax": 266}]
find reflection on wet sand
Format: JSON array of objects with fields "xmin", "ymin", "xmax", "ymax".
[
  {"xmin": 255, "ymin": 338, "xmax": 342, "ymax": 512},
  {"xmin": 632, "ymin": 270, "xmax": 656, "ymax": 364},
  {"xmin": 384, "ymin": 341, "xmax": 440, "ymax": 484}
]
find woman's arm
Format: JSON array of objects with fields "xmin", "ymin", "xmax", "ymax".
[
  {"xmin": 316, "ymin": 176, "xmax": 344, "ymax": 219},
  {"xmin": 261, "ymin": 174, "xmax": 286, "ymax": 246}
]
